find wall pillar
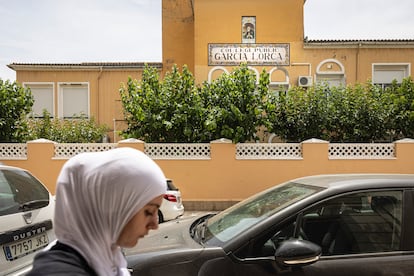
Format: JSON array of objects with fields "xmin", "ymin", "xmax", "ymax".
[
  {"xmin": 26, "ymin": 139, "xmax": 57, "ymax": 192},
  {"xmin": 301, "ymin": 138, "xmax": 329, "ymax": 175},
  {"xmin": 117, "ymin": 138, "xmax": 145, "ymax": 152},
  {"xmin": 394, "ymin": 138, "xmax": 414, "ymax": 172}
]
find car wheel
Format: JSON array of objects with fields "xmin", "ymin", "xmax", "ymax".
[{"xmin": 158, "ymin": 210, "xmax": 164, "ymax": 223}]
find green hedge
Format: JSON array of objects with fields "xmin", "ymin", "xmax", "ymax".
[
  {"xmin": 26, "ymin": 111, "xmax": 109, "ymax": 143},
  {"xmin": 120, "ymin": 65, "xmax": 414, "ymax": 143},
  {"xmin": 268, "ymin": 78, "xmax": 414, "ymax": 142}
]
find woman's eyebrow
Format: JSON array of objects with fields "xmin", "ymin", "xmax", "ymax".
[{"xmin": 147, "ymin": 203, "xmax": 161, "ymax": 208}]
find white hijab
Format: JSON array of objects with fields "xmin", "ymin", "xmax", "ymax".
[{"xmin": 54, "ymin": 147, "xmax": 167, "ymax": 275}]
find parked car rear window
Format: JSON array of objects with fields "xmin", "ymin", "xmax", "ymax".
[
  {"xmin": 0, "ymin": 168, "xmax": 49, "ymax": 216},
  {"xmin": 166, "ymin": 179, "xmax": 178, "ymax": 191}
]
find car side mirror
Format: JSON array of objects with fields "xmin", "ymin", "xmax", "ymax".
[{"xmin": 275, "ymin": 239, "xmax": 321, "ymax": 267}]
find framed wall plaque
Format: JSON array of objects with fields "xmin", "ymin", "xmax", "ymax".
[{"xmin": 242, "ymin": 16, "xmax": 256, "ymax": 44}]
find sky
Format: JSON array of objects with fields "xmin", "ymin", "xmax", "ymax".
[{"xmin": 1, "ymin": 0, "xmax": 414, "ymax": 82}]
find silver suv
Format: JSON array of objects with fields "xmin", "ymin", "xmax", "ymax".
[{"xmin": 0, "ymin": 165, "xmax": 55, "ymax": 276}]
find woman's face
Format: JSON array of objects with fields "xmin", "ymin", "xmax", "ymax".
[{"xmin": 116, "ymin": 195, "xmax": 163, "ymax": 248}]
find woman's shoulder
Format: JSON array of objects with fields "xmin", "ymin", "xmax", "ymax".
[{"xmin": 27, "ymin": 241, "xmax": 97, "ymax": 276}]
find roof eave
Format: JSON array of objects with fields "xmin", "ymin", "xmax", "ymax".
[
  {"xmin": 304, "ymin": 39, "xmax": 414, "ymax": 49},
  {"xmin": 7, "ymin": 62, "xmax": 163, "ymax": 71}
]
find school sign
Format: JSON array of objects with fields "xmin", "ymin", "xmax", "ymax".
[{"xmin": 208, "ymin": 43, "xmax": 290, "ymax": 66}]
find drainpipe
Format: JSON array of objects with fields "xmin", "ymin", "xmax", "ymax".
[
  {"xmin": 356, "ymin": 43, "xmax": 361, "ymax": 83},
  {"xmin": 113, "ymin": 118, "xmax": 116, "ymax": 143},
  {"xmin": 97, "ymin": 66, "xmax": 103, "ymax": 129}
]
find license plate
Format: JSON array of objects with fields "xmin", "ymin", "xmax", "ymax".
[{"xmin": 3, "ymin": 233, "xmax": 49, "ymax": 261}]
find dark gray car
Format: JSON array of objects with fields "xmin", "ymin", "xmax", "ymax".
[{"xmin": 125, "ymin": 174, "xmax": 414, "ymax": 275}]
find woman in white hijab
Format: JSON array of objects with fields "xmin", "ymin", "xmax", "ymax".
[{"xmin": 28, "ymin": 147, "xmax": 167, "ymax": 275}]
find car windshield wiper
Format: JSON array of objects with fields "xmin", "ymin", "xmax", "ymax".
[{"xmin": 19, "ymin": 199, "xmax": 49, "ymax": 211}]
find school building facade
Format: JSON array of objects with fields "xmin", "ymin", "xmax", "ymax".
[{"xmin": 8, "ymin": 0, "xmax": 414, "ymax": 142}]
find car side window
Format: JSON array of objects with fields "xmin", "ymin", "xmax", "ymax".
[
  {"xmin": 235, "ymin": 216, "xmax": 299, "ymax": 258},
  {"xmin": 301, "ymin": 191, "xmax": 403, "ymax": 255},
  {"xmin": 236, "ymin": 190, "xmax": 403, "ymax": 259}
]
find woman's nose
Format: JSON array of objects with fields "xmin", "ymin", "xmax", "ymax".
[{"xmin": 149, "ymin": 213, "xmax": 159, "ymax": 230}]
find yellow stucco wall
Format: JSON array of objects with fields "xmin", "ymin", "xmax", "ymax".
[
  {"xmin": 6, "ymin": 1, "xmax": 414, "ymax": 210},
  {"xmin": 192, "ymin": 0, "xmax": 305, "ymax": 82},
  {"xmin": 2, "ymin": 140, "xmax": 414, "ymax": 210},
  {"xmin": 161, "ymin": 0, "xmax": 414, "ymax": 85},
  {"xmin": 15, "ymin": 68, "xmax": 152, "ymax": 142},
  {"xmin": 302, "ymin": 46, "xmax": 414, "ymax": 84},
  {"xmin": 162, "ymin": 0, "xmax": 195, "ymax": 74},
  {"xmin": 9, "ymin": 0, "xmax": 414, "ymax": 144}
]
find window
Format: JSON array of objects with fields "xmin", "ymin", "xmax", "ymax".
[
  {"xmin": 0, "ymin": 168, "xmax": 49, "ymax": 216},
  {"xmin": 237, "ymin": 189, "xmax": 403, "ymax": 259},
  {"xmin": 316, "ymin": 59, "xmax": 346, "ymax": 87},
  {"xmin": 372, "ymin": 63, "xmax": 410, "ymax": 89},
  {"xmin": 207, "ymin": 66, "xmax": 229, "ymax": 83},
  {"xmin": 269, "ymin": 67, "xmax": 290, "ymax": 94},
  {"xmin": 301, "ymin": 191, "xmax": 402, "ymax": 255},
  {"xmin": 23, "ymin": 82, "xmax": 90, "ymax": 119},
  {"xmin": 205, "ymin": 183, "xmax": 321, "ymax": 246},
  {"xmin": 316, "ymin": 75, "xmax": 345, "ymax": 87},
  {"xmin": 23, "ymin": 83, "xmax": 54, "ymax": 118},
  {"xmin": 58, "ymin": 83, "xmax": 89, "ymax": 118}
]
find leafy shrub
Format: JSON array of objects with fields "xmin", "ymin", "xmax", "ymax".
[
  {"xmin": 386, "ymin": 77, "xmax": 414, "ymax": 140},
  {"xmin": 267, "ymin": 84, "xmax": 329, "ymax": 142},
  {"xmin": 0, "ymin": 79, "xmax": 33, "ymax": 142},
  {"xmin": 120, "ymin": 63, "xmax": 414, "ymax": 143},
  {"xmin": 198, "ymin": 64, "xmax": 271, "ymax": 142},
  {"xmin": 120, "ymin": 64, "xmax": 273, "ymax": 143},
  {"xmin": 325, "ymin": 82, "xmax": 392, "ymax": 142},
  {"xmin": 268, "ymin": 79, "xmax": 413, "ymax": 143},
  {"xmin": 120, "ymin": 65, "xmax": 204, "ymax": 142},
  {"xmin": 26, "ymin": 110, "xmax": 109, "ymax": 143}
]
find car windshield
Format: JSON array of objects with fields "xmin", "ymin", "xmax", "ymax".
[
  {"xmin": 203, "ymin": 182, "xmax": 321, "ymax": 244},
  {"xmin": 0, "ymin": 168, "xmax": 49, "ymax": 216}
]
